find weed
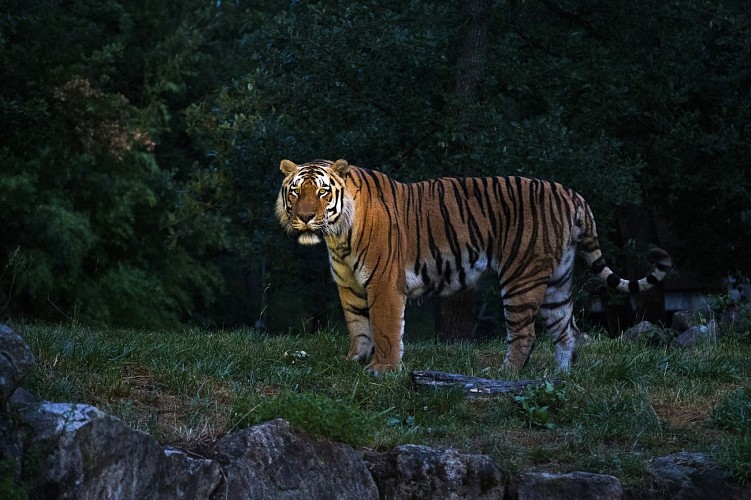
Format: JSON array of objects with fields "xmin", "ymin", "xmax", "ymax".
[{"xmin": 514, "ymin": 380, "xmax": 566, "ymax": 429}]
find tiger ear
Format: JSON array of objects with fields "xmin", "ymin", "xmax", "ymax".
[
  {"xmin": 280, "ymin": 159, "xmax": 298, "ymax": 175},
  {"xmin": 332, "ymin": 159, "xmax": 350, "ymax": 178}
]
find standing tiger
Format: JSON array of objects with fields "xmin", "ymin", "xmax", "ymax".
[{"xmin": 276, "ymin": 159, "xmax": 671, "ymax": 375}]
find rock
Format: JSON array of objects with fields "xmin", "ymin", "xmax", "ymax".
[
  {"xmin": 0, "ymin": 411, "xmax": 23, "ymax": 489},
  {"xmin": 517, "ymin": 471, "xmax": 623, "ymax": 500},
  {"xmin": 364, "ymin": 444, "xmax": 506, "ymax": 499},
  {"xmin": 672, "ymin": 321, "xmax": 718, "ymax": 348},
  {"xmin": 0, "ymin": 324, "xmax": 35, "ymax": 490},
  {"xmin": 16, "ymin": 402, "xmax": 221, "ymax": 499},
  {"xmin": 720, "ymin": 302, "xmax": 750, "ymax": 333},
  {"xmin": 648, "ymin": 451, "xmax": 751, "ymax": 499},
  {"xmin": 159, "ymin": 447, "xmax": 222, "ymax": 499},
  {"xmin": 214, "ymin": 418, "xmax": 378, "ymax": 499},
  {"xmin": 8, "ymin": 387, "xmax": 37, "ymax": 405},
  {"xmin": 0, "ymin": 324, "xmax": 36, "ymax": 409},
  {"xmin": 621, "ymin": 321, "xmax": 670, "ymax": 345},
  {"xmin": 672, "ymin": 308, "xmax": 714, "ymax": 333}
]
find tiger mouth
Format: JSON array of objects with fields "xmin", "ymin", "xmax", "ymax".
[{"xmin": 291, "ymin": 222, "xmax": 325, "ymax": 233}]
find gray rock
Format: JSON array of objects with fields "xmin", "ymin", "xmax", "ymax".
[
  {"xmin": 364, "ymin": 443, "xmax": 506, "ymax": 499},
  {"xmin": 17, "ymin": 402, "xmax": 221, "ymax": 499},
  {"xmin": 0, "ymin": 411, "xmax": 23, "ymax": 489},
  {"xmin": 719, "ymin": 302, "xmax": 751, "ymax": 336},
  {"xmin": 517, "ymin": 471, "xmax": 623, "ymax": 500},
  {"xmin": 159, "ymin": 447, "xmax": 222, "ymax": 499},
  {"xmin": 621, "ymin": 321, "xmax": 670, "ymax": 345},
  {"xmin": 0, "ymin": 324, "xmax": 35, "ymax": 491},
  {"xmin": 672, "ymin": 308, "xmax": 714, "ymax": 333},
  {"xmin": 672, "ymin": 320, "xmax": 718, "ymax": 348},
  {"xmin": 8, "ymin": 386, "xmax": 37, "ymax": 405},
  {"xmin": 0, "ymin": 323, "xmax": 36, "ymax": 409},
  {"xmin": 214, "ymin": 418, "xmax": 378, "ymax": 500},
  {"xmin": 648, "ymin": 451, "xmax": 751, "ymax": 499}
]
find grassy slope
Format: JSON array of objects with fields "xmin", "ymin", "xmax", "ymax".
[{"xmin": 15, "ymin": 321, "xmax": 751, "ymax": 486}]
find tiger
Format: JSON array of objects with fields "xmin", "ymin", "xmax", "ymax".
[{"xmin": 276, "ymin": 158, "xmax": 672, "ymax": 375}]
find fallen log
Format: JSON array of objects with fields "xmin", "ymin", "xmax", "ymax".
[{"xmin": 411, "ymin": 370, "xmax": 559, "ymax": 399}]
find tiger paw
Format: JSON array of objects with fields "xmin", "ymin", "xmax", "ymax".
[
  {"xmin": 365, "ymin": 361, "xmax": 401, "ymax": 376},
  {"xmin": 347, "ymin": 340, "xmax": 374, "ymax": 364}
]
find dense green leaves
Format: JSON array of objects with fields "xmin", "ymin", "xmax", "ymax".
[
  {"xmin": 1, "ymin": 0, "xmax": 749, "ymax": 328},
  {"xmin": 0, "ymin": 1, "xmax": 233, "ymax": 326}
]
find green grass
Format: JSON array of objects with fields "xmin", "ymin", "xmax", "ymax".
[{"xmin": 14, "ymin": 320, "xmax": 751, "ymax": 486}]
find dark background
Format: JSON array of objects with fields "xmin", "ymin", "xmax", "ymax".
[{"xmin": 1, "ymin": 0, "xmax": 748, "ymax": 336}]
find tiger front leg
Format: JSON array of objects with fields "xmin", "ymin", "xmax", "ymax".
[
  {"xmin": 364, "ymin": 287, "xmax": 407, "ymax": 375},
  {"xmin": 337, "ymin": 285, "xmax": 374, "ymax": 364}
]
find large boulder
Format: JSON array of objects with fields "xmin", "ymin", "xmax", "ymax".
[
  {"xmin": 16, "ymin": 402, "xmax": 221, "ymax": 499},
  {"xmin": 364, "ymin": 444, "xmax": 507, "ymax": 499},
  {"xmin": 0, "ymin": 323, "xmax": 36, "ymax": 489},
  {"xmin": 648, "ymin": 451, "xmax": 751, "ymax": 499},
  {"xmin": 213, "ymin": 418, "xmax": 378, "ymax": 499},
  {"xmin": 517, "ymin": 471, "xmax": 623, "ymax": 500},
  {"xmin": 0, "ymin": 324, "xmax": 36, "ymax": 409}
]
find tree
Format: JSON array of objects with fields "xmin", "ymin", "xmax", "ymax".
[
  {"xmin": 0, "ymin": 0, "xmax": 278, "ymax": 326},
  {"xmin": 3, "ymin": 0, "xmax": 748, "ymax": 332},
  {"xmin": 435, "ymin": 0, "xmax": 493, "ymax": 343},
  {"xmin": 186, "ymin": 0, "xmax": 646, "ymax": 334}
]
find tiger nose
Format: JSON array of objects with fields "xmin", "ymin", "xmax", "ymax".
[{"xmin": 298, "ymin": 212, "xmax": 315, "ymax": 223}]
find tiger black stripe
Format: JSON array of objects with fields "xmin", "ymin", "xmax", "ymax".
[{"xmin": 277, "ymin": 158, "xmax": 672, "ymax": 375}]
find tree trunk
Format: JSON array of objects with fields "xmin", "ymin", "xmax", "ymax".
[
  {"xmin": 435, "ymin": 0, "xmax": 492, "ymax": 343},
  {"xmin": 435, "ymin": 289, "xmax": 476, "ymax": 342},
  {"xmin": 455, "ymin": 0, "xmax": 492, "ymax": 99}
]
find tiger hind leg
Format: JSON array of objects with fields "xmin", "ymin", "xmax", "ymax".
[
  {"xmin": 539, "ymin": 247, "xmax": 579, "ymax": 371},
  {"xmin": 539, "ymin": 293, "xmax": 579, "ymax": 371},
  {"xmin": 501, "ymin": 284, "xmax": 547, "ymax": 371}
]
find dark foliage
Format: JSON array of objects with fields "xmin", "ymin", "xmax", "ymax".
[{"xmin": 1, "ymin": 0, "xmax": 749, "ymax": 329}]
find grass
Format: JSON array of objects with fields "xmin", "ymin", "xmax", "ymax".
[{"xmin": 13, "ymin": 319, "xmax": 751, "ymax": 487}]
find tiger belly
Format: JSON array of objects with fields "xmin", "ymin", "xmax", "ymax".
[{"xmin": 404, "ymin": 255, "xmax": 496, "ymax": 299}]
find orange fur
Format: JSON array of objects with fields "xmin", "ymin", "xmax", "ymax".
[{"xmin": 277, "ymin": 159, "xmax": 672, "ymax": 374}]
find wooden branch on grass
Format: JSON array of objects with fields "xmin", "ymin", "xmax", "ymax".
[{"xmin": 411, "ymin": 370, "xmax": 559, "ymax": 399}]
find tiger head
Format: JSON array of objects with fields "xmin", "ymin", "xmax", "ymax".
[{"xmin": 276, "ymin": 159, "xmax": 354, "ymax": 245}]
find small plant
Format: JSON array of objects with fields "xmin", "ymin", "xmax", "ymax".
[
  {"xmin": 230, "ymin": 391, "xmax": 374, "ymax": 447},
  {"xmin": 514, "ymin": 380, "xmax": 567, "ymax": 430}
]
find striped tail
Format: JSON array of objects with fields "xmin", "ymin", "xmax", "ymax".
[
  {"xmin": 576, "ymin": 202, "xmax": 672, "ymax": 293},
  {"xmin": 587, "ymin": 247, "xmax": 672, "ymax": 294}
]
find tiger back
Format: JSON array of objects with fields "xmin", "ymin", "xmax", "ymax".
[{"xmin": 277, "ymin": 159, "xmax": 672, "ymax": 374}]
